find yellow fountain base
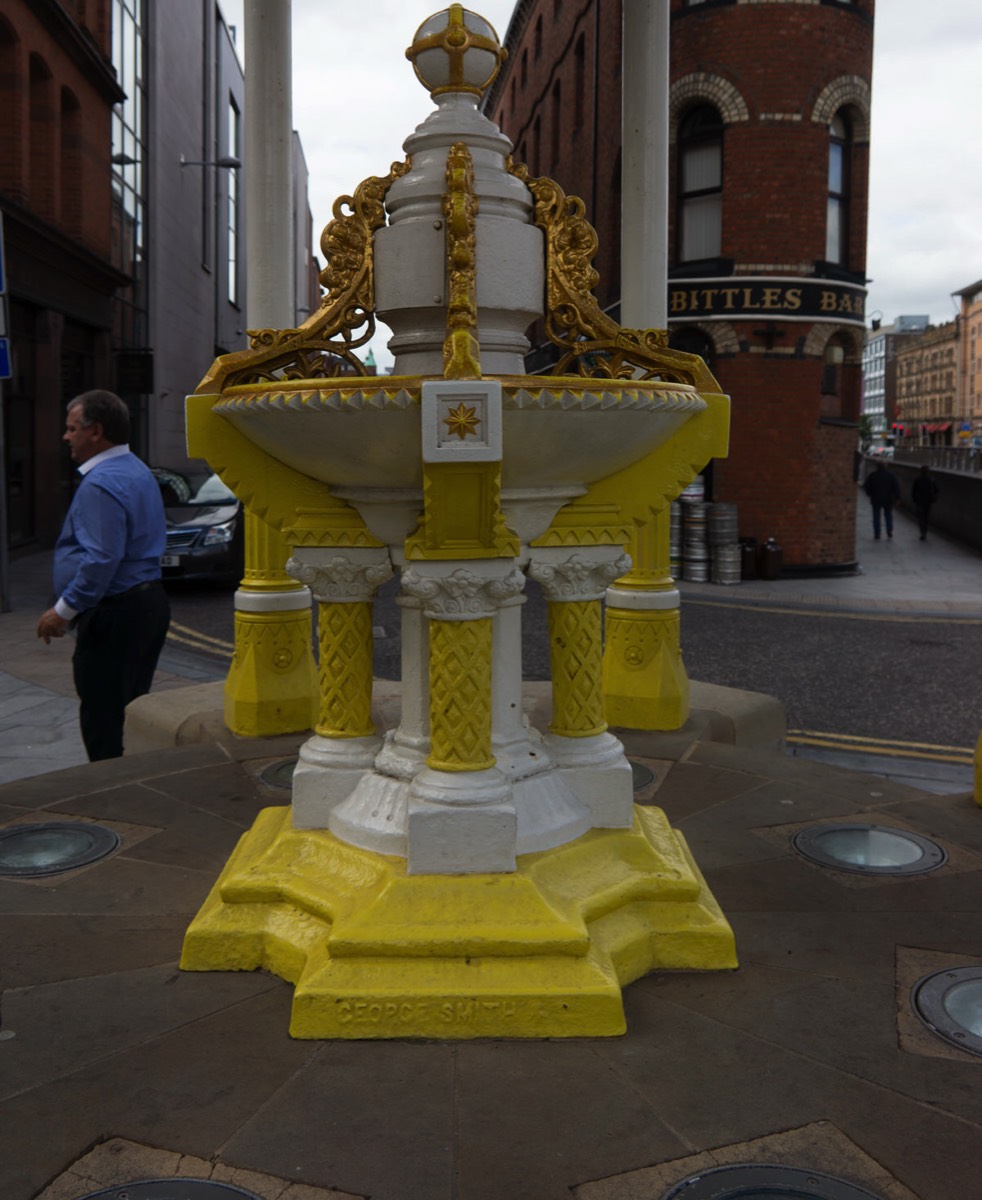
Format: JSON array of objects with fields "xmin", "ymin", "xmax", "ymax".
[{"xmin": 180, "ymin": 804, "xmax": 736, "ymax": 1039}]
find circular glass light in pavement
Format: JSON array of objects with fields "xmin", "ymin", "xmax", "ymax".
[
  {"xmin": 791, "ymin": 823, "xmax": 946, "ymax": 876},
  {"xmin": 76, "ymin": 1178, "xmax": 263, "ymax": 1199},
  {"xmin": 630, "ymin": 760, "xmax": 655, "ymax": 792},
  {"xmin": 259, "ymin": 757, "xmax": 298, "ymax": 790},
  {"xmin": 0, "ymin": 822, "xmax": 120, "ymax": 878},
  {"xmin": 661, "ymin": 1162, "xmax": 883, "ymax": 1199},
  {"xmin": 912, "ymin": 966, "xmax": 982, "ymax": 1057}
]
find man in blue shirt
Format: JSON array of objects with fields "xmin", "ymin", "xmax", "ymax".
[{"xmin": 37, "ymin": 390, "xmax": 170, "ymax": 760}]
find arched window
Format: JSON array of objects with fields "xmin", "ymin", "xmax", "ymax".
[
  {"xmin": 677, "ymin": 104, "xmax": 723, "ymax": 262},
  {"xmin": 60, "ymin": 87, "xmax": 82, "ymax": 236},
  {"xmin": 0, "ymin": 18, "xmax": 23, "ymax": 203},
  {"xmin": 550, "ymin": 79, "xmax": 561, "ymax": 168},
  {"xmin": 574, "ymin": 33, "xmax": 585, "ymax": 129},
  {"xmin": 29, "ymin": 53, "xmax": 56, "ymax": 220},
  {"xmin": 826, "ymin": 111, "xmax": 850, "ymax": 265},
  {"xmin": 822, "ymin": 337, "xmax": 845, "ymax": 396}
]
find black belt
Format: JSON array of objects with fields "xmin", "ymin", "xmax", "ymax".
[{"xmin": 99, "ymin": 580, "xmax": 161, "ymax": 604}]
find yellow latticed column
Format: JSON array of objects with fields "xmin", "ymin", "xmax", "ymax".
[
  {"xmin": 427, "ymin": 616, "xmax": 495, "ymax": 772},
  {"xmin": 528, "ymin": 548, "xmax": 635, "ymax": 829},
  {"xmin": 284, "ymin": 548, "xmax": 394, "ymax": 829},
  {"xmin": 402, "ymin": 562, "xmax": 525, "ymax": 874},
  {"xmin": 603, "ymin": 506, "xmax": 689, "ymax": 731},
  {"xmin": 316, "ymin": 599, "xmax": 375, "ymax": 739},
  {"xmin": 593, "ymin": 393, "xmax": 731, "ymax": 731},
  {"xmin": 547, "ymin": 599, "xmax": 606, "ymax": 739},
  {"xmin": 225, "ymin": 513, "xmax": 317, "ymax": 737}
]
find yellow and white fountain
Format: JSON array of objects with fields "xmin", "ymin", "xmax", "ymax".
[{"xmin": 181, "ymin": 5, "xmax": 736, "ymax": 1038}]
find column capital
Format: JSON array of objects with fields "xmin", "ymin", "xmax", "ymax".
[
  {"xmin": 286, "ymin": 548, "xmax": 393, "ymax": 602},
  {"xmin": 402, "ymin": 562, "xmax": 525, "ymax": 619},
  {"xmin": 528, "ymin": 550, "xmax": 631, "ymax": 602}
]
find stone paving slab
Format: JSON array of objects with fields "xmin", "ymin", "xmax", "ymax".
[
  {"xmin": 0, "ymin": 743, "xmax": 978, "ymax": 1200},
  {"xmin": 0, "ymin": 511, "xmax": 979, "ymax": 1200}
]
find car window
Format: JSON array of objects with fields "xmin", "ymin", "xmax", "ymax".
[
  {"xmin": 154, "ymin": 469, "xmax": 236, "ymax": 506},
  {"xmin": 192, "ymin": 474, "xmax": 237, "ymax": 504}
]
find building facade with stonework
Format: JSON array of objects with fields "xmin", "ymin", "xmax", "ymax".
[
  {"xmin": 485, "ymin": 0, "xmax": 874, "ymax": 569},
  {"xmin": 860, "ymin": 315, "xmax": 928, "ymax": 446},
  {"xmin": 895, "ymin": 321, "xmax": 960, "ymax": 447},
  {"xmin": 954, "ymin": 279, "xmax": 982, "ymax": 446}
]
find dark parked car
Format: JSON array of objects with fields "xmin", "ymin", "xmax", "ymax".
[{"xmin": 152, "ymin": 468, "xmax": 244, "ymax": 585}]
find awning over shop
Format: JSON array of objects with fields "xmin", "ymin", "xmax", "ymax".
[{"xmin": 923, "ymin": 422, "xmax": 952, "ymax": 433}]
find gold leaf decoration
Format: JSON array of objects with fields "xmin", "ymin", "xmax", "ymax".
[
  {"xmin": 195, "ymin": 159, "xmax": 411, "ymax": 394},
  {"xmin": 442, "ymin": 141, "xmax": 482, "ymax": 380},
  {"xmin": 508, "ymin": 159, "xmax": 718, "ymax": 391}
]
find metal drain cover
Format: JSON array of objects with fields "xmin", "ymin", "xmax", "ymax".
[
  {"xmin": 661, "ymin": 1162, "xmax": 883, "ymax": 1199},
  {"xmin": 791, "ymin": 823, "xmax": 946, "ymax": 876},
  {"xmin": 259, "ymin": 757, "xmax": 298, "ymax": 789},
  {"xmin": 912, "ymin": 966, "xmax": 982, "ymax": 1057},
  {"xmin": 76, "ymin": 1178, "xmax": 263, "ymax": 1199},
  {"xmin": 630, "ymin": 760, "xmax": 655, "ymax": 791},
  {"xmin": 0, "ymin": 822, "xmax": 120, "ymax": 878}
]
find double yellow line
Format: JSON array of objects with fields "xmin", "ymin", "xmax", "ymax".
[
  {"xmin": 687, "ymin": 598, "xmax": 982, "ymax": 625},
  {"xmin": 788, "ymin": 728, "xmax": 975, "ymax": 767},
  {"xmin": 162, "ymin": 620, "xmax": 978, "ymax": 773},
  {"xmin": 167, "ymin": 620, "xmax": 234, "ymax": 660}
]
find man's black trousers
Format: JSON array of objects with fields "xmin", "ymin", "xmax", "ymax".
[{"xmin": 72, "ymin": 581, "xmax": 171, "ymax": 761}]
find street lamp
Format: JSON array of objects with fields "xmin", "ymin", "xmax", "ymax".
[{"xmin": 179, "ymin": 154, "xmax": 242, "ymax": 169}]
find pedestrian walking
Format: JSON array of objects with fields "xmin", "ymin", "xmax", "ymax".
[
  {"xmin": 36, "ymin": 390, "xmax": 171, "ymax": 760},
  {"xmin": 911, "ymin": 464, "xmax": 940, "ymax": 541},
  {"xmin": 862, "ymin": 459, "xmax": 901, "ymax": 540}
]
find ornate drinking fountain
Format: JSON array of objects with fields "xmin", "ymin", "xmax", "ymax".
[{"xmin": 181, "ymin": 5, "xmax": 735, "ymax": 1038}]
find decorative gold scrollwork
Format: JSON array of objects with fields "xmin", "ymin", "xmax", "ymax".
[
  {"xmin": 443, "ymin": 142, "xmax": 482, "ymax": 380},
  {"xmin": 508, "ymin": 160, "xmax": 717, "ymax": 391},
  {"xmin": 195, "ymin": 159, "xmax": 411, "ymax": 393}
]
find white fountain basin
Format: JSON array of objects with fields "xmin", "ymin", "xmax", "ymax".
[{"xmin": 212, "ymin": 377, "xmax": 707, "ymax": 492}]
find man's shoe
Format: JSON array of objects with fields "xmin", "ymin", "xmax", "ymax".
[{"xmin": 874, "ymin": 534, "xmax": 880, "ymax": 540}]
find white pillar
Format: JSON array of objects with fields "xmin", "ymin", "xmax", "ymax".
[
  {"xmin": 227, "ymin": 0, "xmax": 315, "ymax": 740},
  {"xmin": 244, "ymin": 0, "xmax": 294, "ymax": 328},
  {"xmin": 604, "ymin": 0, "xmax": 689, "ymax": 732},
  {"xmin": 621, "ymin": 0, "xmax": 669, "ymax": 328}
]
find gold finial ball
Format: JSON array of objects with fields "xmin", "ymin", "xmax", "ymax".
[{"xmin": 406, "ymin": 5, "xmax": 507, "ymax": 99}]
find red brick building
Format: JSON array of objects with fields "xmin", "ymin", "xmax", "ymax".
[
  {"xmin": 486, "ymin": 0, "xmax": 874, "ymax": 569},
  {"xmin": 0, "ymin": 0, "xmax": 123, "ymax": 548}
]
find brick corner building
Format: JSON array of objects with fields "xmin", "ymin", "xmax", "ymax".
[
  {"xmin": 0, "ymin": 0, "xmax": 124, "ymax": 548},
  {"xmin": 486, "ymin": 0, "xmax": 874, "ymax": 570}
]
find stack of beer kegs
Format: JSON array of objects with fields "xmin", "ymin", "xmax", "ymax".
[
  {"xmin": 669, "ymin": 501, "xmax": 683, "ymax": 579},
  {"xmin": 681, "ymin": 498, "xmax": 709, "ymax": 582},
  {"xmin": 708, "ymin": 502, "xmax": 741, "ymax": 585}
]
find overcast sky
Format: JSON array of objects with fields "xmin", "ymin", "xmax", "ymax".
[{"xmin": 221, "ymin": 1, "xmax": 982, "ymax": 358}]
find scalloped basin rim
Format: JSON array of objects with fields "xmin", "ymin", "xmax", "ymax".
[
  {"xmin": 211, "ymin": 374, "xmax": 708, "ymax": 489},
  {"xmin": 220, "ymin": 373, "xmax": 703, "ymax": 400}
]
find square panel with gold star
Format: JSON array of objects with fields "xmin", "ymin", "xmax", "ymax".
[{"xmin": 422, "ymin": 379, "xmax": 502, "ymax": 462}]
